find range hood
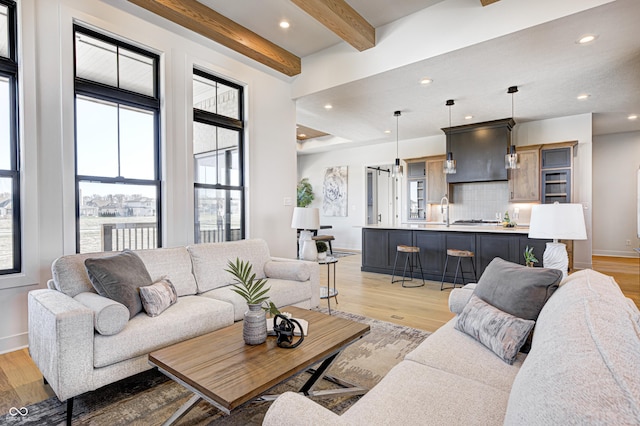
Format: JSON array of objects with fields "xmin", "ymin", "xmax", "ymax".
[{"xmin": 443, "ymin": 118, "xmax": 514, "ymax": 184}]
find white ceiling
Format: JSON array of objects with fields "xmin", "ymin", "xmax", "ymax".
[{"xmin": 118, "ymin": 0, "xmax": 640, "ymax": 151}]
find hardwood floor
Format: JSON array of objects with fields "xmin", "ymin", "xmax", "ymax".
[{"xmin": 1, "ymin": 253, "xmax": 638, "ymax": 414}]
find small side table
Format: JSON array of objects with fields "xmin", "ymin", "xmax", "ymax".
[{"xmin": 318, "ymin": 257, "xmax": 338, "ymax": 315}]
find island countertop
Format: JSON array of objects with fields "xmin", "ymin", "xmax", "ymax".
[{"xmin": 362, "ymin": 223, "xmax": 531, "ymax": 234}]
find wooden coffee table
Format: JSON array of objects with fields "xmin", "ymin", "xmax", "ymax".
[{"xmin": 148, "ymin": 306, "xmax": 370, "ymax": 425}]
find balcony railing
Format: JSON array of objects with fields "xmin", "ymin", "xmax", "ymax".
[
  {"xmin": 102, "ymin": 222, "xmax": 157, "ymax": 252},
  {"xmin": 101, "ymin": 222, "xmax": 242, "ymax": 251}
]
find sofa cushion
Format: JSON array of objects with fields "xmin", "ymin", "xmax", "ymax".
[
  {"xmin": 200, "ymin": 278, "xmax": 313, "ymax": 321},
  {"xmin": 134, "ymin": 247, "xmax": 198, "ymax": 296},
  {"xmin": 455, "ymin": 295, "xmax": 534, "ymax": 365},
  {"xmin": 52, "ymin": 252, "xmax": 115, "ymax": 297},
  {"xmin": 188, "ymin": 239, "xmax": 271, "ymax": 293},
  {"xmin": 474, "ymin": 257, "xmax": 562, "ymax": 321},
  {"xmin": 139, "ymin": 278, "xmax": 178, "ymax": 317},
  {"xmin": 342, "ymin": 360, "xmax": 510, "ymax": 425},
  {"xmin": 504, "ymin": 269, "xmax": 640, "ymax": 425},
  {"xmin": 405, "ymin": 319, "xmax": 525, "ymax": 392},
  {"xmin": 73, "ymin": 292, "xmax": 129, "ymax": 336},
  {"xmin": 94, "ymin": 295, "xmax": 234, "ymax": 368},
  {"xmin": 264, "ymin": 261, "xmax": 310, "ymax": 282},
  {"xmin": 85, "ymin": 250, "xmax": 153, "ymax": 319}
]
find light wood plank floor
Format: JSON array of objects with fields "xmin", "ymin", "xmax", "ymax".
[{"xmin": 1, "ymin": 254, "xmax": 638, "ymax": 413}]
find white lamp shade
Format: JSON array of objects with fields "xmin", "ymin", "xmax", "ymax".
[
  {"xmin": 528, "ymin": 203, "xmax": 587, "ymax": 240},
  {"xmin": 291, "ymin": 207, "xmax": 320, "ymax": 230}
]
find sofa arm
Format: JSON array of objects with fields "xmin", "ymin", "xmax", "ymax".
[
  {"xmin": 448, "ymin": 284, "xmax": 477, "ymax": 314},
  {"xmin": 28, "ymin": 289, "xmax": 95, "ymax": 401},
  {"xmin": 263, "ymin": 392, "xmax": 345, "ymax": 425}
]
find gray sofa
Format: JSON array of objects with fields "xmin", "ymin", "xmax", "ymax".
[
  {"xmin": 28, "ymin": 239, "xmax": 319, "ymax": 406},
  {"xmin": 263, "ymin": 268, "xmax": 640, "ymax": 425}
]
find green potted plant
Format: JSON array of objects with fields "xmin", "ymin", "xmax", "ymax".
[
  {"xmin": 316, "ymin": 240, "xmax": 328, "ymax": 260},
  {"xmin": 297, "ymin": 178, "xmax": 314, "ymax": 207},
  {"xmin": 226, "ymin": 258, "xmax": 270, "ymax": 345},
  {"xmin": 524, "ymin": 246, "xmax": 538, "ymax": 267}
]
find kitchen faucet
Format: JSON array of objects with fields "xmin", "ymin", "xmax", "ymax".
[{"xmin": 440, "ymin": 195, "xmax": 450, "ymax": 227}]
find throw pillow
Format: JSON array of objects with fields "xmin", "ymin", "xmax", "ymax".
[
  {"xmin": 84, "ymin": 250, "xmax": 153, "ymax": 319},
  {"xmin": 473, "ymin": 257, "xmax": 562, "ymax": 321},
  {"xmin": 139, "ymin": 278, "xmax": 178, "ymax": 317},
  {"xmin": 455, "ymin": 295, "xmax": 535, "ymax": 365}
]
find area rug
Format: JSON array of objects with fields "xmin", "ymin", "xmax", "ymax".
[
  {"xmin": 330, "ymin": 251, "xmax": 356, "ymax": 258},
  {"xmin": 3, "ymin": 311, "xmax": 429, "ymax": 426}
]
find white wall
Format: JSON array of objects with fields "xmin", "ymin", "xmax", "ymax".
[
  {"xmin": 593, "ymin": 131, "xmax": 640, "ymax": 256},
  {"xmin": 298, "ymin": 114, "xmax": 595, "ymax": 271},
  {"xmin": 0, "ymin": 0, "xmax": 297, "ymax": 354}
]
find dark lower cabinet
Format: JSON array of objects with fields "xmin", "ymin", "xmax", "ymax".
[{"xmin": 362, "ymin": 228, "xmax": 550, "ymax": 282}]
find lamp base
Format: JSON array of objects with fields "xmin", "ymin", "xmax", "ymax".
[
  {"xmin": 301, "ymin": 239, "xmax": 318, "ymax": 261},
  {"xmin": 543, "ymin": 242, "xmax": 568, "ymax": 278},
  {"xmin": 298, "ymin": 230, "xmax": 314, "ymax": 260}
]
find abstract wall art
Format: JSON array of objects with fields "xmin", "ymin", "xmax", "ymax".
[{"xmin": 322, "ymin": 166, "xmax": 348, "ymax": 217}]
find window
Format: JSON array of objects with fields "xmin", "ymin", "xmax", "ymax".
[
  {"xmin": 193, "ymin": 69, "xmax": 244, "ymax": 243},
  {"xmin": 0, "ymin": 0, "xmax": 20, "ymax": 274},
  {"xmin": 74, "ymin": 25, "xmax": 160, "ymax": 253}
]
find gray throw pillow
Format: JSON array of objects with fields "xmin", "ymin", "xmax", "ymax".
[
  {"xmin": 85, "ymin": 250, "xmax": 153, "ymax": 319},
  {"xmin": 455, "ymin": 295, "xmax": 535, "ymax": 365},
  {"xmin": 474, "ymin": 257, "xmax": 562, "ymax": 321},
  {"xmin": 139, "ymin": 278, "xmax": 178, "ymax": 317}
]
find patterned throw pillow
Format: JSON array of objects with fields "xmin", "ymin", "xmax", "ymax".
[
  {"xmin": 455, "ymin": 295, "xmax": 535, "ymax": 365},
  {"xmin": 139, "ymin": 278, "xmax": 178, "ymax": 317}
]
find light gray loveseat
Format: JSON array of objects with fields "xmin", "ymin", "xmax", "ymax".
[
  {"xmin": 28, "ymin": 238, "xmax": 319, "ymax": 409},
  {"xmin": 264, "ymin": 267, "xmax": 640, "ymax": 425}
]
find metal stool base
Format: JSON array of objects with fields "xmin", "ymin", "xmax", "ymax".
[
  {"xmin": 391, "ymin": 249, "xmax": 425, "ymax": 288},
  {"xmin": 440, "ymin": 252, "xmax": 477, "ymax": 291}
]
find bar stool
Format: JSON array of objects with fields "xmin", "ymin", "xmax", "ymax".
[
  {"xmin": 391, "ymin": 245, "xmax": 425, "ymax": 288},
  {"xmin": 440, "ymin": 249, "xmax": 477, "ymax": 291}
]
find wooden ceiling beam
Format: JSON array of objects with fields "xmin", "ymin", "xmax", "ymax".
[
  {"xmin": 127, "ymin": 0, "xmax": 301, "ymax": 76},
  {"xmin": 290, "ymin": 0, "xmax": 375, "ymax": 51},
  {"xmin": 480, "ymin": 0, "xmax": 501, "ymax": 6}
]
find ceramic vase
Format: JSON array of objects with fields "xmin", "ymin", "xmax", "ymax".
[{"xmin": 243, "ymin": 303, "xmax": 267, "ymax": 345}]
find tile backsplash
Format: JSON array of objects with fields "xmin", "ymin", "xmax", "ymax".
[{"xmin": 427, "ymin": 181, "xmax": 533, "ymax": 224}]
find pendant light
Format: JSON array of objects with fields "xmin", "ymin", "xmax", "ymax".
[
  {"xmin": 443, "ymin": 99, "xmax": 456, "ymax": 174},
  {"xmin": 391, "ymin": 110, "xmax": 403, "ymax": 178},
  {"xmin": 505, "ymin": 86, "xmax": 519, "ymax": 169}
]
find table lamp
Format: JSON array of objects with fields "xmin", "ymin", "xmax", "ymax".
[
  {"xmin": 291, "ymin": 207, "xmax": 320, "ymax": 260},
  {"xmin": 528, "ymin": 202, "xmax": 587, "ymax": 278}
]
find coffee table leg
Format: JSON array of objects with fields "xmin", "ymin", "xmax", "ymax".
[
  {"xmin": 299, "ymin": 352, "xmax": 367, "ymax": 398},
  {"xmin": 161, "ymin": 394, "xmax": 202, "ymax": 426}
]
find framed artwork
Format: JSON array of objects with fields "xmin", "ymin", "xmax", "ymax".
[{"xmin": 323, "ymin": 166, "xmax": 348, "ymax": 217}]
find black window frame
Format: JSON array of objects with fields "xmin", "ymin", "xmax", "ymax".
[
  {"xmin": 73, "ymin": 24, "xmax": 162, "ymax": 253},
  {"xmin": 193, "ymin": 68, "xmax": 245, "ymax": 242},
  {"xmin": 0, "ymin": 0, "xmax": 20, "ymax": 275}
]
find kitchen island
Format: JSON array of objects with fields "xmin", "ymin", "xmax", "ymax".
[{"xmin": 362, "ymin": 224, "xmax": 550, "ymax": 283}]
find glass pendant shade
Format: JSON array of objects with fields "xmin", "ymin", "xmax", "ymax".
[
  {"xmin": 505, "ymin": 145, "xmax": 518, "ymax": 169},
  {"xmin": 443, "ymin": 152, "xmax": 456, "ymax": 174},
  {"xmin": 392, "ymin": 158, "xmax": 403, "ymax": 178}
]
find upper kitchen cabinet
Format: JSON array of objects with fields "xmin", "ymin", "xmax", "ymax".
[
  {"xmin": 540, "ymin": 142, "xmax": 577, "ymax": 204},
  {"xmin": 508, "ymin": 145, "xmax": 541, "ymax": 202},
  {"xmin": 426, "ymin": 156, "xmax": 447, "ymax": 203}
]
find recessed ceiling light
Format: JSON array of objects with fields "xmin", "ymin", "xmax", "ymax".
[
  {"xmin": 279, "ymin": 20, "xmax": 290, "ymax": 29},
  {"xmin": 420, "ymin": 78, "xmax": 432, "ymax": 85},
  {"xmin": 324, "ymin": 104, "xmax": 333, "ymax": 110},
  {"xmin": 384, "ymin": 130, "xmax": 391, "ymax": 134},
  {"xmin": 464, "ymin": 115, "xmax": 473, "ymax": 120},
  {"xmin": 298, "ymin": 133, "xmax": 306, "ymax": 138},
  {"xmin": 577, "ymin": 34, "xmax": 598, "ymax": 44},
  {"xmin": 577, "ymin": 94, "xmax": 590, "ymax": 100},
  {"xmin": 628, "ymin": 114, "xmax": 638, "ymax": 120}
]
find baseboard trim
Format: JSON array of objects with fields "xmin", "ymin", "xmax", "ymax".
[
  {"xmin": 592, "ymin": 250, "xmax": 639, "ymax": 258},
  {"xmin": 0, "ymin": 332, "xmax": 28, "ymax": 355}
]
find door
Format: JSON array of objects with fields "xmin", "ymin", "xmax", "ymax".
[{"xmin": 366, "ymin": 165, "xmax": 394, "ymax": 226}]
